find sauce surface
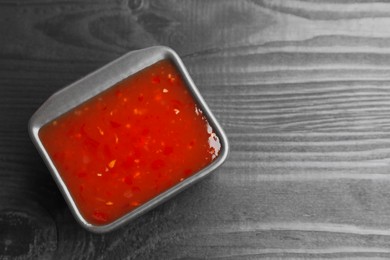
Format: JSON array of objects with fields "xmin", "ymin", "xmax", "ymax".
[{"xmin": 39, "ymin": 60, "xmax": 221, "ymax": 225}]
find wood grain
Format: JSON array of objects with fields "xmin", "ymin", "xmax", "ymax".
[{"xmin": 2, "ymin": 0, "xmax": 390, "ymax": 259}]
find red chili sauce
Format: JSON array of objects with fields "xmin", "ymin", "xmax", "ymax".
[{"xmin": 39, "ymin": 59, "xmax": 221, "ymax": 225}]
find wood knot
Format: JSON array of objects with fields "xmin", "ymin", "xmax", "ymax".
[
  {"xmin": 0, "ymin": 210, "xmax": 57, "ymax": 259},
  {"xmin": 128, "ymin": 0, "xmax": 144, "ymax": 11}
]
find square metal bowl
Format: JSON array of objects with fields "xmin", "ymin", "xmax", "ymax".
[{"xmin": 28, "ymin": 46, "xmax": 229, "ymax": 233}]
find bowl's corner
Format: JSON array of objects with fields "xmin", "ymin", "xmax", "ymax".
[
  {"xmin": 221, "ymin": 131, "xmax": 230, "ymax": 163},
  {"xmin": 153, "ymin": 45, "xmax": 176, "ymax": 54},
  {"xmin": 28, "ymin": 112, "xmax": 38, "ymax": 141}
]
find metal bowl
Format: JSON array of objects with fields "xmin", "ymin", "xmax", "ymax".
[{"xmin": 28, "ymin": 46, "xmax": 229, "ymax": 233}]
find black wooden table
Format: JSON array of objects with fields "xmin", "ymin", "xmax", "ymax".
[{"xmin": 3, "ymin": 0, "xmax": 390, "ymax": 259}]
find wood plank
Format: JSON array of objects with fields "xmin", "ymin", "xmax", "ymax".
[{"xmin": 2, "ymin": 0, "xmax": 390, "ymax": 259}]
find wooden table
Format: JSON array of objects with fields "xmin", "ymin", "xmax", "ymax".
[{"xmin": 2, "ymin": 0, "xmax": 390, "ymax": 259}]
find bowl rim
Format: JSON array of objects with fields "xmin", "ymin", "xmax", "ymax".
[{"xmin": 28, "ymin": 46, "xmax": 229, "ymax": 233}]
